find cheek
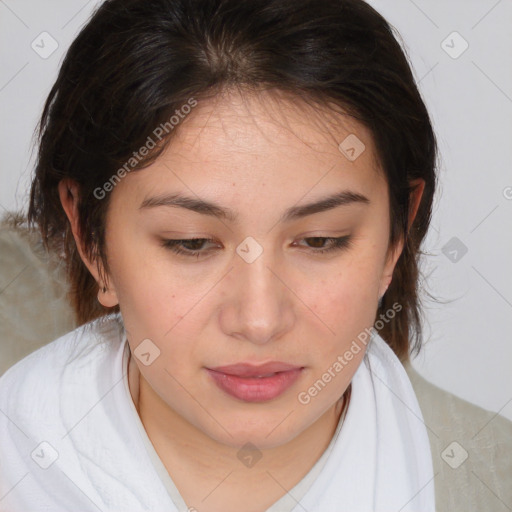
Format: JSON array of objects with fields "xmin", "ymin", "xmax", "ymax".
[
  {"xmin": 108, "ymin": 247, "xmax": 212, "ymax": 372},
  {"xmin": 309, "ymin": 257, "xmax": 381, "ymax": 319},
  {"xmin": 105, "ymin": 233, "xmax": 182, "ymax": 337},
  {"xmin": 297, "ymin": 256, "xmax": 381, "ymax": 361},
  {"xmin": 108, "ymin": 224, "xmax": 168, "ymax": 294}
]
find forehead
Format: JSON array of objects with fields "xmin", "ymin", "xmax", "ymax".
[
  {"xmin": 171, "ymin": 88, "xmax": 379, "ymax": 168},
  {"xmin": 112, "ymin": 88, "xmax": 387, "ymax": 209}
]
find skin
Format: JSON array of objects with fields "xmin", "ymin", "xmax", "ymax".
[{"xmin": 59, "ymin": 88, "xmax": 424, "ymax": 512}]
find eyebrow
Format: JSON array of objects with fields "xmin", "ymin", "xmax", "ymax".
[{"xmin": 139, "ymin": 189, "xmax": 370, "ymax": 223}]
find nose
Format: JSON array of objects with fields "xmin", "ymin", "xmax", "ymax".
[{"xmin": 219, "ymin": 247, "xmax": 295, "ymax": 346}]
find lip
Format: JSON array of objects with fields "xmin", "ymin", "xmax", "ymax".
[
  {"xmin": 205, "ymin": 362, "xmax": 304, "ymax": 403},
  {"xmin": 208, "ymin": 361, "xmax": 302, "ymax": 377}
]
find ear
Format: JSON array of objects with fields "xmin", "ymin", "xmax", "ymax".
[
  {"xmin": 58, "ymin": 178, "xmax": 119, "ymax": 308},
  {"xmin": 378, "ymin": 178, "xmax": 425, "ymax": 299}
]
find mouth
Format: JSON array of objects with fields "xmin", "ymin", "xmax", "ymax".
[
  {"xmin": 208, "ymin": 361, "xmax": 302, "ymax": 377},
  {"xmin": 205, "ymin": 362, "xmax": 304, "ymax": 402}
]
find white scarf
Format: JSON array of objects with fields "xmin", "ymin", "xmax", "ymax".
[{"xmin": 0, "ymin": 313, "xmax": 436, "ymax": 511}]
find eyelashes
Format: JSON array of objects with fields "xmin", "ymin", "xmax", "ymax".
[
  {"xmin": 300, "ymin": 236, "xmax": 352, "ymax": 253},
  {"xmin": 161, "ymin": 238, "xmax": 216, "ymax": 258},
  {"xmin": 160, "ymin": 236, "xmax": 353, "ymax": 259}
]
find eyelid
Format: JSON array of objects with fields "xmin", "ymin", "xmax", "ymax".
[
  {"xmin": 295, "ymin": 235, "xmax": 353, "ymax": 254},
  {"xmin": 160, "ymin": 237, "xmax": 219, "ymax": 255},
  {"xmin": 160, "ymin": 235, "xmax": 353, "ymax": 258}
]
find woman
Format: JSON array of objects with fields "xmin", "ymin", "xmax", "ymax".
[{"xmin": 0, "ymin": 0, "xmax": 439, "ymax": 510}]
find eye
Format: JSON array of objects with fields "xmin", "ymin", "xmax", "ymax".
[
  {"xmin": 160, "ymin": 238, "xmax": 219, "ymax": 258},
  {"xmin": 295, "ymin": 236, "xmax": 353, "ymax": 254},
  {"xmin": 160, "ymin": 235, "xmax": 353, "ymax": 259}
]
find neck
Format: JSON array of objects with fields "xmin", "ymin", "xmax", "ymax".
[{"xmin": 127, "ymin": 349, "xmax": 349, "ymax": 509}]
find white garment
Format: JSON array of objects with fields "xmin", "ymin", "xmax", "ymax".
[{"xmin": 0, "ymin": 313, "xmax": 436, "ymax": 512}]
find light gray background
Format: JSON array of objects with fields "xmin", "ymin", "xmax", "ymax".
[{"xmin": 1, "ymin": 0, "xmax": 511, "ymax": 421}]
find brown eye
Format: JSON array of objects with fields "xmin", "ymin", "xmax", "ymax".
[
  {"xmin": 298, "ymin": 236, "xmax": 353, "ymax": 254},
  {"xmin": 304, "ymin": 237, "xmax": 328, "ymax": 248},
  {"xmin": 161, "ymin": 238, "xmax": 218, "ymax": 258}
]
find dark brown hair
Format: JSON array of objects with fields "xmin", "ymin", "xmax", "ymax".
[{"xmin": 28, "ymin": 0, "xmax": 438, "ymax": 362}]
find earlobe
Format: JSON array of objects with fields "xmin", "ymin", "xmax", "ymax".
[{"xmin": 97, "ymin": 283, "xmax": 119, "ymax": 308}]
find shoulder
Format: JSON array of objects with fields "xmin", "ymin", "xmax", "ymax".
[
  {"xmin": 0, "ymin": 313, "xmax": 124, "ymax": 429},
  {"xmin": 404, "ymin": 361, "xmax": 512, "ymax": 512},
  {"xmin": 405, "ymin": 361, "xmax": 512, "ymax": 448}
]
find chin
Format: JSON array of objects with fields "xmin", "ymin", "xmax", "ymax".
[{"xmin": 195, "ymin": 411, "xmax": 305, "ymax": 450}]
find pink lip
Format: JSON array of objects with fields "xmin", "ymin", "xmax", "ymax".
[
  {"xmin": 208, "ymin": 361, "xmax": 302, "ymax": 377},
  {"xmin": 205, "ymin": 362, "xmax": 304, "ymax": 403}
]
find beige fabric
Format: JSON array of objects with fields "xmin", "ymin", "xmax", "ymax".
[
  {"xmin": 403, "ymin": 360, "xmax": 512, "ymax": 511},
  {"xmin": 0, "ymin": 212, "xmax": 76, "ymax": 375},
  {"xmin": 1, "ymin": 211, "xmax": 511, "ymax": 511}
]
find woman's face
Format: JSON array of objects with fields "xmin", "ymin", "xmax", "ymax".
[{"xmin": 92, "ymin": 90, "xmax": 403, "ymax": 448}]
